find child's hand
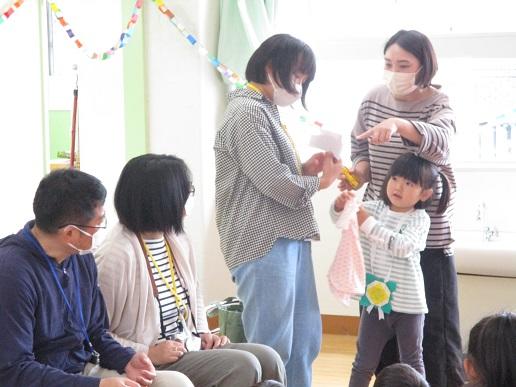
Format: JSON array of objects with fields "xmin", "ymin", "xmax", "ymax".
[
  {"xmin": 334, "ymin": 190, "xmax": 356, "ymax": 212},
  {"xmin": 357, "ymin": 206, "xmax": 369, "ymax": 226}
]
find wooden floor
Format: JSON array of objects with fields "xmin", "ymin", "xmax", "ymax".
[{"xmin": 313, "ymin": 334, "xmax": 374, "ymax": 387}]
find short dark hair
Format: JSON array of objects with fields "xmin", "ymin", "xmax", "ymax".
[
  {"xmin": 245, "ymin": 33, "xmax": 316, "ymax": 108},
  {"xmin": 384, "ymin": 30, "xmax": 438, "ymax": 88},
  {"xmin": 373, "ymin": 363, "xmax": 429, "ymax": 387},
  {"xmin": 115, "ymin": 154, "xmax": 191, "ymax": 234},
  {"xmin": 380, "ymin": 153, "xmax": 450, "ymax": 214},
  {"xmin": 33, "ymin": 168, "xmax": 106, "ymax": 233},
  {"xmin": 466, "ymin": 312, "xmax": 516, "ymax": 387}
]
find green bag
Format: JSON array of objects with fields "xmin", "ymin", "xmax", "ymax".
[{"xmin": 207, "ymin": 297, "xmax": 247, "ymax": 343}]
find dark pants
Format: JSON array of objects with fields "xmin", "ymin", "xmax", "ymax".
[
  {"xmin": 350, "ymin": 310, "xmax": 425, "ymax": 387},
  {"xmin": 376, "ymin": 249, "xmax": 465, "ymax": 387}
]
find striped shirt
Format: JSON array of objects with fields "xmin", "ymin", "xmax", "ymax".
[
  {"xmin": 214, "ymin": 87, "xmax": 320, "ymax": 270},
  {"xmin": 359, "ymin": 200, "xmax": 430, "ymax": 314},
  {"xmin": 351, "ymin": 85, "xmax": 456, "ymax": 251},
  {"xmin": 144, "ymin": 237, "xmax": 189, "ymax": 340}
]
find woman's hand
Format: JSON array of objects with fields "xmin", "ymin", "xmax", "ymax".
[
  {"xmin": 147, "ymin": 341, "xmax": 186, "ymax": 365},
  {"xmin": 356, "ymin": 117, "xmax": 399, "ymax": 145},
  {"xmin": 334, "ymin": 190, "xmax": 356, "ymax": 212},
  {"xmin": 302, "ymin": 152, "xmax": 325, "ymax": 176},
  {"xmin": 319, "ymin": 153, "xmax": 342, "ymax": 190},
  {"xmin": 338, "ymin": 161, "xmax": 370, "ymax": 191},
  {"xmin": 124, "ymin": 352, "xmax": 156, "ymax": 386},
  {"xmin": 200, "ymin": 332, "xmax": 230, "ymax": 350}
]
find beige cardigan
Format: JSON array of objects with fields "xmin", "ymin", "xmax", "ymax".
[{"xmin": 95, "ymin": 222, "xmax": 209, "ymax": 353}]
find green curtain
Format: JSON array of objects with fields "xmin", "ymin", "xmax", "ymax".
[{"xmin": 217, "ymin": 0, "xmax": 277, "ymax": 85}]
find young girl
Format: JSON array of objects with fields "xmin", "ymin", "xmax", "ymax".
[
  {"xmin": 332, "ymin": 152, "xmax": 450, "ymax": 387},
  {"xmin": 463, "ymin": 312, "xmax": 516, "ymax": 387}
]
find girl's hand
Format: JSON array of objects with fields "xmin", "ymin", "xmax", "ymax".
[
  {"xmin": 338, "ymin": 161, "xmax": 370, "ymax": 191},
  {"xmin": 356, "ymin": 117, "xmax": 398, "ymax": 145},
  {"xmin": 356, "ymin": 206, "xmax": 369, "ymax": 226},
  {"xmin": 319, "ymin": 152, "xmax": 342, "ymax": 190},
  {"xmin": 334, "ymin": 190, "xmax": 356, "ymax": 212}
]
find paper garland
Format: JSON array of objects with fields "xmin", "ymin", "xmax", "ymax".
[
  {"xmin": 2, "ymin": 0, "xmax": 324, "ymax": 130},
  {"xmin": 48, "ymin": 0, "xmax": 143, "ymax": 60},
  {"xmin": 0, "ymin": 0, "xmax": 25, "ymax": 25},
  {"xmin": 150, "ymin": 0, "xmax": 247, "ymax": 88}
]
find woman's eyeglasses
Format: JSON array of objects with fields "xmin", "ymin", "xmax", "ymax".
[{"xmin": 189, "ymin": 184, "xmax": 195, "ymax": 197}]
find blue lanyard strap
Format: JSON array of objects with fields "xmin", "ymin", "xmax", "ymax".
[{"xmin": 22, "ymin": 227, "xmax": 94, "ymax": 353}]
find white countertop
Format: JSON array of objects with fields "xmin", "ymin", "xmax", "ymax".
[{"xmin": 453, "ymin": 231, "xmax": 516, "ymax": 278}]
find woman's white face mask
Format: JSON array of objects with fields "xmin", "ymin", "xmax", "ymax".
[
  {"xmin": 184, "ymin": 194, "xmax": 195, "ymax": 216},
  {"xmin": 384, "ymin": 69, "xmax": 419, "ymax": 97},
  {"xmin": 267, "ymin": 73, "xmax": 302, "ymax": 107}
]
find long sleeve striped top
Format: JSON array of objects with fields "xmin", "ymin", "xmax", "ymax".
[
  {"xmin": 359, "ymin": 200, "xmax": 430, "ymax": 314},
  {"xmin": 351, "ymin": 85, "xmax": 456, "ymax": 251}
]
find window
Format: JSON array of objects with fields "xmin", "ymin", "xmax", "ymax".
[{"xmin": 275, "ymin": 0, "xmax": 516, "ymax": 235}]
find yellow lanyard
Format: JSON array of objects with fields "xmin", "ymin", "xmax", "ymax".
[
  {"xmin": 280, "ymin": 123, "xmax": 303, "ymax": 174},
  {"xmin": 247, "ymin": 83, "xmax": 303, "ymax": 175},
  {"xmin": 142, "ymin": 237, "xmax": 189, "ymax": 321}
]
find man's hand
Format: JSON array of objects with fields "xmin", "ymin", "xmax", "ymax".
[
  {"xmin": 302, "ymin": 152, "xmax": 325, "ymax": 176},
  {"xmin": 99, "ymin": 377, "xmax": 141, "ymax": 387},
  {"xmin": 147, "ymin": 340, "xmax": 186, "ymax": 365},
  {"xmin": 200, "ymin": 332, "xmax": 230, "ymax": 350},
  {"xmin": 124, "ymin": 352, "xmax": 156, "ymax": 386}
]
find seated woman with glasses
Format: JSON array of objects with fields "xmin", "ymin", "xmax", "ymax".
[{"xmin": 95, "ymin": 153, "xmax": 285, "ymax": 387}]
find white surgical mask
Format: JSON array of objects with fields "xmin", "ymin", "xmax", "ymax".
[
  {"xmin": 184, "ymin": 194, "xmax": 195, "ymax": 216},
  {"xmin": 384, "ymin": 69, "xmax": 418, "ymax": 97},
  {"xmin": 268, "ymin": 73, "xmax": 302, "ymax": 107},
  {"xmin": 67, "ymin": 226, "xmax": 102, "ymax": 255}
]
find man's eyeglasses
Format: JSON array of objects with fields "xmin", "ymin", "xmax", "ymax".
[{"xmin": 58, "ymin": 216, "xmax": 108, "ymax": 230}]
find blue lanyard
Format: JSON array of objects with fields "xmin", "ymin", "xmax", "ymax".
[{"xmin": 22, "ymin": 227, "xmax": 94, "ymax": 354}]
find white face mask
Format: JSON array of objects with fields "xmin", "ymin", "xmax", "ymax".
[
  {"xmin": 384, "ymin": 69, "xmax": 418, "ymax": 97},
  {"xmin": 184, "ymin": 194, "xmax": 195, "ymax": 216},
  {"xmin": 268, "ymin": 73, "xmax": 302, "ymax": 107},
  {"xmin": 67, "ymin": 226, "xmax": 102, "ymax": 255}
]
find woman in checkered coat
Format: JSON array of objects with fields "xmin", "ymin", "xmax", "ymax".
[{"xmin": 214, "ymin": 34, "xmax": 342, "ymax": 387}]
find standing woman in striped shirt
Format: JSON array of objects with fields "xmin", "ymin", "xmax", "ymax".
[
  {"xmin": 343, "ymin": 30, "xmax": 463, "ymax": 386},
  {"xmin": 215, "ymin": 34, "xmax": 342, "ymax": 387}
]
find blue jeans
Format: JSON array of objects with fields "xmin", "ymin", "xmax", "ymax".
[{"xmin": 231, "ymin": 238, "xmax": 322, "ymax": 387}]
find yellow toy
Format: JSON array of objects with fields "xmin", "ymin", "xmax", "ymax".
[{"xmin": 342, "ymin": 167, "xmax": 360, "ymax": 189}]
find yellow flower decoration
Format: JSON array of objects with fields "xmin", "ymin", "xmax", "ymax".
[{"xmin": 366, "ymin": 280, "xmax": 391, "ymax": 307}]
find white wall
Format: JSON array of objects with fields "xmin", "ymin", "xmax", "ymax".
[
  {"xmin": 0, "ymin": 2, "xmax": 46, "ymax": 236},
  {"xmin": 143, "ymin": 0, "xmax": 235, "ymax": 304},
  {"xmin": 458, "ymin": 274, "xmax": 516, "ymax": 347}
]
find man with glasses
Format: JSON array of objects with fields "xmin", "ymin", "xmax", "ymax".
[{"xmin": 0, "ymin": 168, "xmax": 193, "ymax": 387}]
